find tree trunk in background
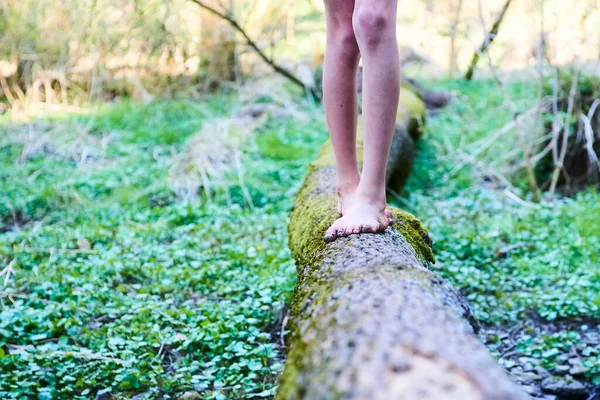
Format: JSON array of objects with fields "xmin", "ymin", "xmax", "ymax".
[
  {"xmin": 449, "ymin": 0, "xmax": 464, "ymax": 77},
  {"xmin": 276, "ymin": 84, "xmax": 527, "ymax": 400},
  {"xmin": 199, "ymin": 7, "xmax": 236, "ymax": 82}
]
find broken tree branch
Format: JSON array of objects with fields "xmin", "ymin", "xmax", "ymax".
[{"xmin": 188, "ymin": 0, "xmax": 320, "ymax": 98}]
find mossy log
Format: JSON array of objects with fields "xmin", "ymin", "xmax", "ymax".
[{"xmin": 277, "ymin": 85, "xmax": 527, "ymax": 400}]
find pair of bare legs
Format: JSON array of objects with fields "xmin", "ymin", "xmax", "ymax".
[{"xmin": 323, "ymin": 0, "xmax": 401, "ymax": 242}]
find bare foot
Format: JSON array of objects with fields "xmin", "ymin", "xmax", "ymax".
[
  {"xmin": 325, "ymin": 193, "xmax": 391, "ymax": 242},
  {"xmin": 337, "ymin": 182, "xmax": 394, "ymax": 220}
]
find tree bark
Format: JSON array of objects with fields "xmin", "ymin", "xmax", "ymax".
[{"xmin": 277, "ymin": 84, "xmax": 526, "ymax": 400}]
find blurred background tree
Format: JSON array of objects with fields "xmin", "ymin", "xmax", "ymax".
[{"xmin": 1, "ymin": 0, "xmax": 599, "ymax": 105}]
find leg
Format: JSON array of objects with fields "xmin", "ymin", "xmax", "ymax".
[
  {"xmin": 323, "ymin": 0, "xmax": 361, "ymax": 216},
  {"xmin": 325, "ymin": 0, "xmax": 400, "ymax": 242}
]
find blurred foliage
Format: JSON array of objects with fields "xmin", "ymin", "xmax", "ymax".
[
  {"xmin": 0, "ymin": 0, "xmax": 312, "ymax": 105},
  {"xmin": 2, "ymin": 0, "xmax": 600, "ymax": 108},
  {"xmin": 1, "ymin": 0, "xmax": 201, "ymax": 101}
]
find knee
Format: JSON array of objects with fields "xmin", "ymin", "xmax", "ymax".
[
  {"xmin": 352, "ymin": 7, "xmax": 394, "ymax": 50},
  {"xmin": 327, "ymin": 24, "xmax": 360, "ymax": 65}
]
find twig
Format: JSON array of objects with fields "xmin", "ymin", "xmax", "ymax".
[
  {"xmin": 0, "ymin": 259, "xmax": 17, "ymax": 286},
  {"xmin": 280, "ymin": 309, "xmax": 290, "ymax": 348},
  {"xmin": 496, "ymin": 132, "xmax": 553, "ymax": 170},
  {"xmin": 0, "ymin": 76, "xmax": 15, "ymax": 104},
  {"xmin": 580, "ymin": 101, "xmax": 600, "ymax": 182},
  {"xmin": 548, "ymin": 70, "xmax": 578, "ymax": 199},
  {"xmin": 464, "ymin": 0, "xmax": 541, "ymax": 202},
  {"xmin": 233, "ymin": 148, "xmax": 254, "ymax": 210},
  {"xmin": 465, "ymin": 0, "xmax": 513, "ymax": 80},
  {"xmin": 448, "ymin": 0, "xmax": 464, "ymax": 77},
  {"xmin": 455, "ymin": 151, "xmax": 511, "ymax": 188},
  {"xmin": 496, "ymin": 242, "xmax": 527, "ymax": 258},
  {"xmin": 499, "ymin": 343, "xmax": 518, "ymax": 357},
  {"xmin": 502, "ymin": 189, "xmax": 534, "ymax": 207}
]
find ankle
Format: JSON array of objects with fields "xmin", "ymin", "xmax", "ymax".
[
  {"xmin": 336, "ymin": 174, "xmax": 360, "ymax": 195},
  {"xmin": 355, "ymin": 184, "xmax": 387, "ymax": 207}
]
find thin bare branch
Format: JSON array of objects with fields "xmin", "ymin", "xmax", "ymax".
[
  {"xmin": 548, "ymin": 70, "xmax": 578, "ymax": 199},
  {"xmin": 465, "ymin": 0, "xmax": 513, "ymax": 81}
]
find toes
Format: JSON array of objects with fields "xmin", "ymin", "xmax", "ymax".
[
  {"xmin": 324, "ymin": 222, "xmax": 341, "ymax": 242},
  {"xmin": 385, "ymin": 209, "xmax": 394, "ymax": 223},
  {"xmin": 344, "ymin": 225, "xmax": 360, "ymax": 235},
  {"xmin": 381, "ymin": 216, "xmax": 392, "ymax": 230},
  {"xmin": 326, "ymin": 208, "xmax": 392, "ymax": 242},
  {"xmin": 361, "ymin": 224, "xmax": 378, "ymax": 233},
  {"xmin": 324, "ymin": 229, "xmax": 337, "ymax": 243}
]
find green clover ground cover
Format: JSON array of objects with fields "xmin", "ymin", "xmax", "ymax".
[
  {"xmin": 0, "ymin": 97, "xmax": 326, "ymax": 399},
  {"xmin": 402, "ymin": 79, "xmax": 600, "ymax": 386}
]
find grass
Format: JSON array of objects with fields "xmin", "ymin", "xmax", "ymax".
[
  {"xmin": 402, "ymin": 79, "xmax": 600, "ymax": 383},
  {"xmin": 0, "ymin": 95, "xmax": 327, "ymax": 399},
  {"xmin": 1, "ymin": 77, "xmax": 599, "ymax": 399}
]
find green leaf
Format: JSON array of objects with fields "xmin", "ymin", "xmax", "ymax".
[
  {"xmin": 247, "ymin": 359, "xmax": 263, "ymax": 371},
  {"xmin": 542, "ymin": 349, "xmax": 560, "ymax": 359}
]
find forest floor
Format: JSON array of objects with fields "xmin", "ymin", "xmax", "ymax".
[
  {"xmin": 0, "ymin": 79, "xmax": 598, "ymax": 399},
  {"xmin": 404, "ymin": 79, "xmax": 600, "ymax": 400}
]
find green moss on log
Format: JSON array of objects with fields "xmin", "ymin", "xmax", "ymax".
[{"xmin": 398, "ymin": 81, "xmax": 426, "ymax": 140}]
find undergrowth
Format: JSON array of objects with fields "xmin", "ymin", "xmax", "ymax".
[{"xmin": 0, "ymin": 96, "xmax": 326, "ymax": 399}]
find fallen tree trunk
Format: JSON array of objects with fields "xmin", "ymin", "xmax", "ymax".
[{"xmin": 277, "ymin": 84, "xmax": 526, "ymax": 400}]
